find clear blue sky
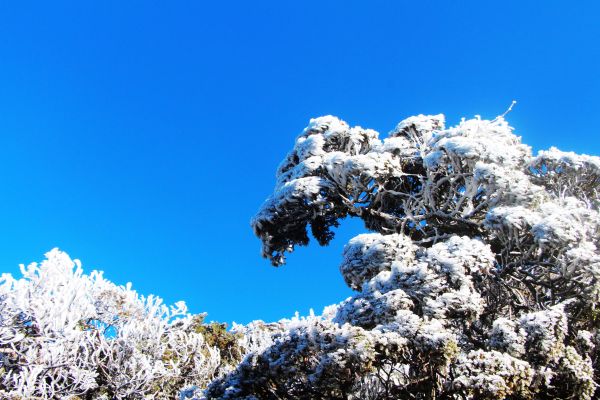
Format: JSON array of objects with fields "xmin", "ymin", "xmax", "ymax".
[{"xmin": 1, "ymin": 1, "xmax": 598, "ymax": 325}]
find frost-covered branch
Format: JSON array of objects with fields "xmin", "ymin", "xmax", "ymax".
[{"xmin": 0, "ymin": 250, "xmax": 248, "ymax": 400}]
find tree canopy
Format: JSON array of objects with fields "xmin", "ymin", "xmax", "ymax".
[{"xmin": 211, "ymin": 113, "xmax": 600, "ymax": 399}]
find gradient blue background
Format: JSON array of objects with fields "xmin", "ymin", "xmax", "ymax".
[{"xmin": 1, "ymin": 1, "xmax": 599, "ymax": 324}]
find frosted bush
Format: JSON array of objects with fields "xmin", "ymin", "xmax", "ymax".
[
  {"xmin": 233, "ymin": 112, "xmax": 600, "ymax": 398},
  {"xmin": 0, "ymin": 249, "xmax": 241, "ymax": 399}
]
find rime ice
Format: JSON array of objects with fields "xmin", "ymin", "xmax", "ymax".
[{"xmin": 235, "ymin": 114, "xmax": 600, "ymax": 399}]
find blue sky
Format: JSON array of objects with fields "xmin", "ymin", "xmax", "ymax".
[{"xmin": 0, "ymin": 1, "xmax": 599, "ymax": 324}]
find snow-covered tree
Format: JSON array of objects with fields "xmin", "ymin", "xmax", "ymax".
[
  {"xmin": 0, "ymin": 249, "xmax": 246, "ymax": 399},
  {"xmin": 208, "ymin": 113, "xmax": 600, "ymax": 399}
]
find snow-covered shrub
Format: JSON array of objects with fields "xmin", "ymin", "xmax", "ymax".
[
  {"xmin": 226, "ymin": 113, "xmax": 600, "ymax": 399},
  {"xmin": 0, "ymin": 249, "xmax": 243, "ymax": 399},
  {"xmin": 207, "ymin": 313, "xmax": 410, "ymax": 400}
]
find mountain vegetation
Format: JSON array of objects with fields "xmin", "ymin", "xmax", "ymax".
[{"xmin": 2, "ymin": 113, "xmax": 599, "ymax": 399}]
